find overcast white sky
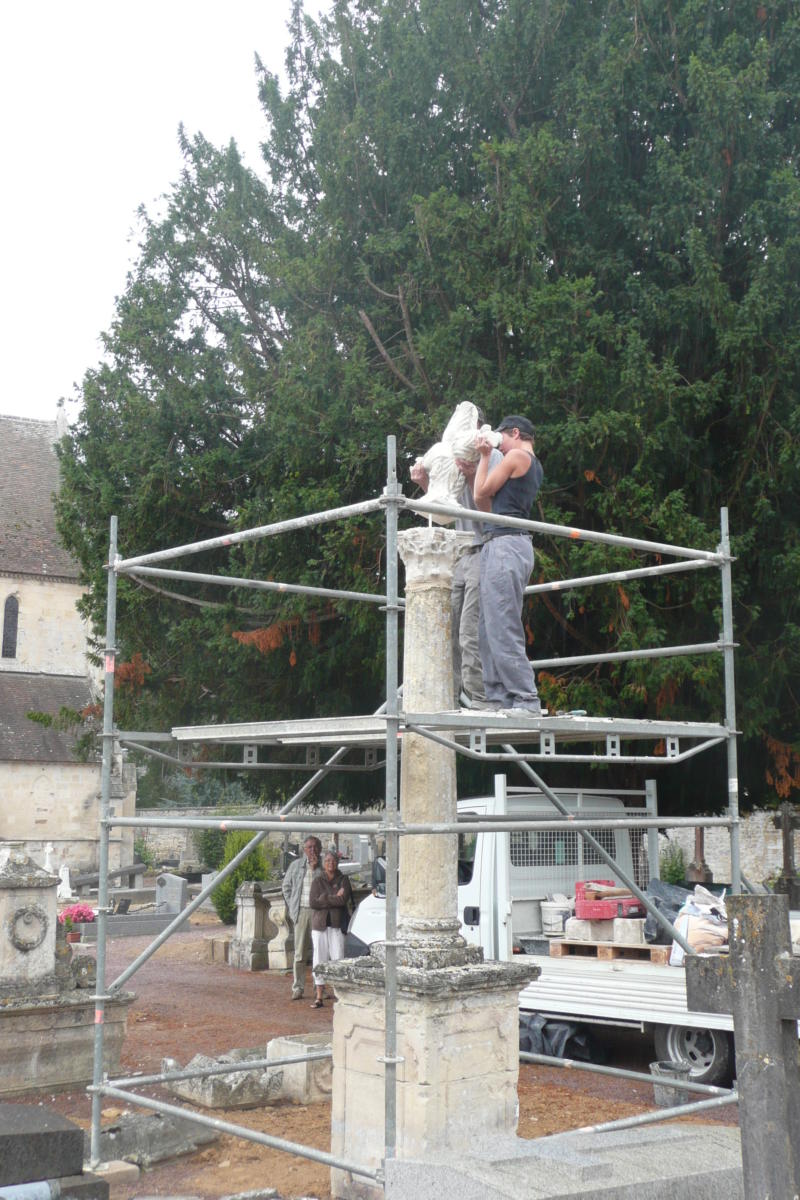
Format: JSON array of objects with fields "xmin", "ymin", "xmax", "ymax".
[{"xmin": 0, "ymin": 0, "xmax": 326, "ymax": 425}]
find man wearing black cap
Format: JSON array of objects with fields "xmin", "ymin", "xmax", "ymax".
[{"xmin": 473, "ymin": 416, "xmax": 544, "ymax": 714}]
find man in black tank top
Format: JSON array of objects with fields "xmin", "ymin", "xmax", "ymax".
[{"xmin": 473, "ymin": 415, "xmax": 543, "ymax": 714}]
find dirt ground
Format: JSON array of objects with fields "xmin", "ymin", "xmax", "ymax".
[{"xmin": 8, "ymin": 914, "xmax": 738, "ymax": 1199}]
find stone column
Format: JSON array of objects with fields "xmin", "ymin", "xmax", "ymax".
[
  {"xmin": 395, "ymin": 527, "xmax": 470, "ymax": 968},
  {"xmin": 322, "ymin": 527, "xmax": 538, "ymax": 1199}
]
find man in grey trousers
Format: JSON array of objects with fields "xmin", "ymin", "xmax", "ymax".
[
  {"xmin": 410, "ymin": 419, "xmax": 502, "ymax": 710},
  {"xmin": 450, "ymin": 449, "xmax": 503, "ymax": 709},
  {"xmin": 281, "ymin": 835, "xmax": 322, "ymax": 999}
]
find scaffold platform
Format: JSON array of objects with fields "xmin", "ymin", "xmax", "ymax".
[{"xmin": 149, "ymin": 710, "xmax": 732, "ymax": 767}]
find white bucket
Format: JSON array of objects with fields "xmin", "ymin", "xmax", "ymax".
[{"xmin": 540, "ymin": 901, "xmax": 571, "ymax": 936}]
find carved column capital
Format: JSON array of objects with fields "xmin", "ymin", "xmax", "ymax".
[{"xmin": 398, "ymin": 527, "xmax": 463, "ymax": 590}]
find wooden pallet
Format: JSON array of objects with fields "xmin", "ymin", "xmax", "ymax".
[{"xmin": 548, "ymin": 938, "xmax": 671, "ymax": 965}]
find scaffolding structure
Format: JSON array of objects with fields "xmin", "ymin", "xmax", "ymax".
[{"xmin": 87, "ymin": 435, "xmax": 741, "ymax": 1184}]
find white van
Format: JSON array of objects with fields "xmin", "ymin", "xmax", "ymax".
[
  {"xmin": 347, "ymin": 781, "xmax": 644, "ymax": 958},
  {"xmin": 345, "ymin": 776, "xmax": 736, "ymax": 1085}
]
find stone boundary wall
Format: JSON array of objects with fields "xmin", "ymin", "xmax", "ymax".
[
  {"xmin": 659, "ymin": 808, "xmax": 797, "ymax": 885},
  {"xmin": 134, "ymin": 806, "xmax": 381, "ymax": 868},
  {"xmin": 134, "ymin": 804, "xmax": 796, "ymax": 885}
]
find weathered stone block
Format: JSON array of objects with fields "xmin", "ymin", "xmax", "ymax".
[
  {"xmin": 229, "ymin": 938, "xmax": 270, "ymax": 971},
  {"xmin": 162, "ymin": 1049, "xmax": 281, "ymax": 1109},
  {"xmin": 563, "ymin": 916, "xmax": 645, "ymax": 944},
  {"xmin": 612, "ymin": 916, "xmax": 646, "ymax": 944},
  {"xmin": 0, "ymin": 991, "xmax": 134, "ymax": 1096},
  {"xmin": 266, "ymin": 1032, "xmax": 332, "ymax": 1104},
  {"xmin": 205, "ymin": 935, "xmax": 231, "ymax": 964}
]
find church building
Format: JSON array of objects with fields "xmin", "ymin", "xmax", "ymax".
[{"xmin": 0, "ymin": 413, "xmax": 134, "ymax": 872}]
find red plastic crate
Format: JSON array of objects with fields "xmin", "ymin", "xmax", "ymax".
[{"xmin": 574, "ymin": 879, "xmax": 646, "ymax": 920}]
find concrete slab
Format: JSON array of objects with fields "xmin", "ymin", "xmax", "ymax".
[
  {"xmin": 78, "ymin": 915, "xmax": 179, "ymax": 940},
  {"xmin": 84, "ymin": 1112, "xmax": 219, "ymax": 1167},
  {"xmin": 0, "ymin": 1102, "xmax": 84, "ymax": 1185},
  {"xmin": 128, "ymin": 1195, "xmax": 277, "ymax": 1200},
  {"xmin": 383, "ymin": 1124, "xmax": 743, "ymax": 1199},
  {"xmin": 57, "ymin": 1171, "xmax": 110, "ymax": 1200},
  {"xmin": 90, "ymin": 1161, "xmax": 141, "ymax": 1191}
]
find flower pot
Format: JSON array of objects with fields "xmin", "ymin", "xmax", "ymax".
[{"xmin": 65, "ymin": 931, "xmax": 81, "ymax": 944}]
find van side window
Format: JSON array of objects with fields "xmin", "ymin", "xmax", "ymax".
[
  {"xmin": 458, "ymin": 826, "xmax": 477, "ymax": 884},
  {"xmin": 582, "ymin": 828, "xmax": 617, "ymax": 864},
  {"xmin": 510, "ymin": 829, "xmax": 578, "ymax": 867}
]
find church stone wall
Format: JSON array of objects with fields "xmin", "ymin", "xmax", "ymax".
[{"xmin": 0, "ymin": 578, "xmax": 91, "ymax": 677}]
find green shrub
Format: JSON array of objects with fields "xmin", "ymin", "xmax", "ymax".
[
  {"xmin": 133, "ymin": 835, "xmax": 156, "ymax": 870},
  {"xmin": 211, "ymin": 830, "xmax": 271, "ymax": 925},
  {"xmin": 193, "ymin": 826, "xmax": 228, "ymax": 870},
  {"xmin": 659, "ymin": 841, "xmax": 687, "ymax": 885}
]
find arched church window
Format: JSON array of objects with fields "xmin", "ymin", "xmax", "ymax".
[{"xmin": 2, "ymin": 595, "xmax": 19, "ymax": 658}]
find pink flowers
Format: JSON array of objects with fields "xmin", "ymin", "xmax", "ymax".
[{"xmin": 58, "ymin": 903, "xmax": 96, "ymax": 926}]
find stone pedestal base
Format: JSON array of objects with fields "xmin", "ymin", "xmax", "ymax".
[
  {"xmin": 229, "ymin": 937, "xmax": 269, "ymax": 971},
  {"xmin": 0, "ymin": 991, "xmax": 135, "ymax": 1096},
  {"xmin": 320, "ymin": 955, "xmax": 539, "ymax": 1200}
]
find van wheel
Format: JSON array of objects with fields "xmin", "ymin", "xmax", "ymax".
[{"xmin": 653, "ymin": 1024, "xmax": 733, "ymax": 1086}]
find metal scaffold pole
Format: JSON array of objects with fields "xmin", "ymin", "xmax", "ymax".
[
  {"xmin": 719, "ymin": 508, "xmax": 741, "ymax": 892},
  {"xmin": 383, "ymin": 436, "xmax": 401, "ymax": 1168},
  {"xmin": 90, "ymin": 515, "xmax": 118, "ymax": 1168}
]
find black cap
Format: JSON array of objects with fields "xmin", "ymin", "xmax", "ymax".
[{"xmin": 496, "ymin": 415, "xmax": 534, "ymax": 438}]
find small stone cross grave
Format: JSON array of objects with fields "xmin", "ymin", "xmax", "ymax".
[{"xmin": 685, "ymin": 892, "xmax": 800, "ymax": 1199}]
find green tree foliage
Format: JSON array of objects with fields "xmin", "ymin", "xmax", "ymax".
[
  {"xmin": 211, "ymin": 830, "xmax": 273, "ymax": 925},
  {"xmin": 57, "ymin": 0, "xmax": 800, "ymax": 813}
]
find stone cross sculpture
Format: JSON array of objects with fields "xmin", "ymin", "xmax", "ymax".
[
  {"xmin": 772, "ymin": 802, "xmax": 800, "ymax": 908},
  {"xmin": 685, "ymin": 893, "xmax": 800, "ymax": 1198}
]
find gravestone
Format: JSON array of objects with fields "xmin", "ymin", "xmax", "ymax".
[
  {"xmin": 0, "ymin": 845, "xmax": 58, "ymax": 996},
  {"xmin": 200, "ymin": 869, "xmax": 219, "ymax": 910},
  {"xmin": 0, "ymin": 849, "xmax": 133, "ymax": 1096},
  {"xmin": 57, "ymin": 863, "xmax": 74, "ymax": 899},
  {"xmin": 0, "ymin": 1101, "xmax": 109, "ymax": 1199},
  {"xmin": 155, "ymin": 871, "xmax": 188, "ymax": 914},
  {"xmin": 230, "ymin": 881, "xmax": 277, "ymax": 971},
  {"xmin": 686, "ymin": 892, "xmax": 800, "ymax": 1198}
]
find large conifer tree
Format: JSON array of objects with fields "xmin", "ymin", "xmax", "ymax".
[{"xmin": 58, "ymin": 0, "xmax": 800, "ymax": 811}]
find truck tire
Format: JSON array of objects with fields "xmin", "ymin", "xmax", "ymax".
[{"xmin": 653, "ymin": 1024, "xmax": 733, "ymax": 1086}]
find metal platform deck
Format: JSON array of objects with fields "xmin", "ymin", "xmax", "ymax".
[{"xmin": 157, "ymin": 710, "xmax": 731, "ymax": 767}]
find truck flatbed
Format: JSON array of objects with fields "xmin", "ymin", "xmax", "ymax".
[{"xmin": 520, "ymin": 952, "xmax": 733, "ymax": 1033}]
